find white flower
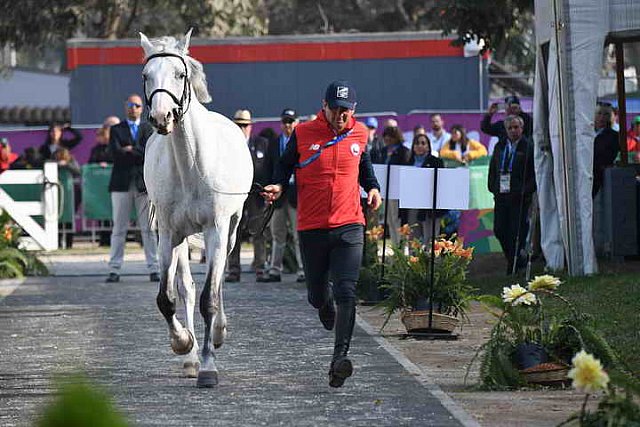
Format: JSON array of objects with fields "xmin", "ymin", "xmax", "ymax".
[
  {"xmin": 568, "ymin": 350, "xmax": 610, "ymax": 393},
  {"xmin": 502, "ymin": 284, "xmax": 537, "ymax": 306},
  {"xmin": 528, "ymin": 275, "xmax": 561, "ymax": 291}
]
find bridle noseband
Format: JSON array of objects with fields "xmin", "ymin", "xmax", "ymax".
[{"xmin": 143, "ymin": 52, "xmax": 192, "ymax": 122}]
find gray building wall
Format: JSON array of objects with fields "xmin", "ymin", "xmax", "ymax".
[{"xmin": 70, "ymin": 56, "xmax": 485, "ymax": 124}]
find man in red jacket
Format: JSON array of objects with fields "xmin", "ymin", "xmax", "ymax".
[
  {"xmin": 0, "ymin": 138, "xmax": 19, "ymax": 173},
  {"xmin": 262, "ymin": 80, "xmax": 382, "ymax": 388}
]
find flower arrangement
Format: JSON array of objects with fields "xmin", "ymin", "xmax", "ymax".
[
  {"xmin": 0, "ymin": 211, "xmax": 48, "ymax": 278},
  {"xmin": 558, "ymin": 350, "xmax": 640, "ymax": 426},
  {"xmin": 376, "ymin": 225, "xmax": 474, "ymax": 331},
  {"xmin": 469, "ymin": 275, "xmax": 635, "ymax": 390}
]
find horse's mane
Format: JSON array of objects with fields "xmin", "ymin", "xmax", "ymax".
[{"xmin": 145, "ymin": 36, "xmax": 212, "ymax": 104}]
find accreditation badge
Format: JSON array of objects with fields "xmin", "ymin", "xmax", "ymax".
[{"xmin": 499, "ymin": 173, "xmax": 511, "ymax": 193}]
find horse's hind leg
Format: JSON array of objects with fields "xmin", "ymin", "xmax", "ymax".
[
  {"xmin": 157, "ymin": 231, "xmax": 194, "ymax": 356},
  {"xmin": 176, "ymin": 240, "xmax": 199, "ymax": 378},
  {"xmin": 198, "ymin": 220, "xmax": 231, "ymax": 387}
]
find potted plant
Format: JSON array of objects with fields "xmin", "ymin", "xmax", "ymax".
[
  {"xmin": 469, "ymin": 275, "xmax": 629, "ymax": 389},
  {"xmin": 357, "ymin": 225, "xmax": 385, "ymax": 304},
  {"xmin": 378, "ymin": 226, "xmax": 474, "ymax": 333}
]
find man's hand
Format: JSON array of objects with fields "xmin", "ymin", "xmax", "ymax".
[
  {"xmin": 487, "ymin": 103, "xmax": 498, "ymax": 115},
  {"xmin": 123, "ymin": 145, "xmax": 133, "ymax": 152},
  {"xmin": 367, "ymin": 188, "xmax": 382, "ymax": 210},
  {"xmin": 261, "ymin": 184, "xmax": 283, "ymax": 204}
]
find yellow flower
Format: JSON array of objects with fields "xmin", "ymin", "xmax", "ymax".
[
  {"xmin": 410, "ymin": 239, "xmax": 423, "ymax": 251},
  {"xmin": 528, "ymin": 275, "xmax": 561, "ymax": 291},
  {"xmin": 3, "ymin": 225, "xmax": 12, "ymax": 241},
  {"xmin": 454, "ymin": 246, "xmax": 474, "ymax": 259},
  {"xmin": 408, "ymin": 256, "xmax": 419, "ymax": 264},
  {"xmin": 568, "ymin": 350, "xmax": 610, "ymax": 393},
  {"xmin": 502, "ymin": 284, "xmax": 537, "ymax": 306}
]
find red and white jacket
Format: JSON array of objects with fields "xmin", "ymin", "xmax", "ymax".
[{"xmin": 273, "ymin": 110, "xmax": 379, "ymax": 231}]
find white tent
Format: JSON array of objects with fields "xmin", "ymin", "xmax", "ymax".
[{"xmin": 534, "ymin": 0, "xmax": 640, "ymax": 275}]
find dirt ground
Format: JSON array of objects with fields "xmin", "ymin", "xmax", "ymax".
[{"xmin": 357, "ymin": 303, "xmax": 598, "ymax": 426}]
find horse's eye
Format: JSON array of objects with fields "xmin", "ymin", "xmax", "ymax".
[
  {"xmin": 142, "ymin": 74, "xmax": 148, "ymax": 81},
  {"xmin": 178, "ymin": 72, "xmax": 186, "ymax": 80}
]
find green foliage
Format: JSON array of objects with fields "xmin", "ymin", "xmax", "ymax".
[
  {"xmin": 38, "ymin": 374, "xmax": 128, "ymax": 427},
  {"xmin": 0, "ymin": 212, "xmax": 48, "ymax": 278}
]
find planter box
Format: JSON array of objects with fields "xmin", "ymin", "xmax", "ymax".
[{"xmin": 400, "ymin": 310, "xmax": 460, "ymax": 333}]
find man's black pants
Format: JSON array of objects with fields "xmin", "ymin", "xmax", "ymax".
[
  {"xmin": 493, "ymin": 194, "xmax": 531, "ymax": 270},
  {"xmin": 298, "ymin": 224, "xmax": 364, "ymax": 307}
]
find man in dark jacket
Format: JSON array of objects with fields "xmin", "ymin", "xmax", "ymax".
[
  {"xmin": 592, "ymin": 103, "xmax": 619, "ymax": 197},
  {"xmin": 105, "ymin": 94, "xmax": 159, "ymax": 283},
  {"xmin": 488, "ymin": 115, "xmax": 536, "ymax": 275},
  {"xmin": 482, "ymin": 95, "xmax": 533, "ymax": 140},
  {"xmin": 225, "ymin": 109, "xmax": 271, "ymax": 282},
  {"xmin": 259, "ymin": 108, "xmax": 305, "ymax": 283}
]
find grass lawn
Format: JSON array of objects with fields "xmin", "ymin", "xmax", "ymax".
[{"xmin": 468, "ymin": 253, "xmax": 640, "ymax": 376}]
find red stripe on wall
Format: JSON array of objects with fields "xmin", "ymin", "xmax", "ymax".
[{"xmin": 67, "ymin": 39, "xmax": 462, "ymax": 70}]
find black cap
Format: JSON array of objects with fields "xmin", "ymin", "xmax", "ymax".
[
  {"xmin": 281, "ymin": 108, "xmax": 297, "ymax": 120},
  {"xmin": 505, "ymin": 95, "xmax": 520, "ymax": 105},
  {"xmin": 324, "ymin": 80, "xmax": 357, "ymax": 110}
]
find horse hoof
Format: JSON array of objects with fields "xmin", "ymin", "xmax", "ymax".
[
  {"xmin": 212, "ymin": 326, "xmax": 226, "ymax": 349},
  {"xmin": 171, "ymin": 329, "xmax": 194, "ymax": 355},
  {"xmin": 196, "ymin": 370, "xmax": 218, "ymax": 387},
  {"xmin": 183, "ymin": 361, "xmax": 200, "ymax": 378}
]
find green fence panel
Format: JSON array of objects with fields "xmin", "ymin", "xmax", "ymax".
[
  {"xmin": 1, "ymin": 167, "xmax": 75, "ymax": 224},
  {"xmin": 468, "ymin": 165, "xmax": 494, "ymax": 210},
  {"xmin": 81, "ymin": 164, "xmax": 137, "ymax": 221},
  {"xmin": 82, "ymin": 164, "xmax": 113, "ymax": 220}
]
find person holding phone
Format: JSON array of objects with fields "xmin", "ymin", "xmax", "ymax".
[{"xmin": 481, "ymin": 95, "xmax": 533, "ymax": 140}]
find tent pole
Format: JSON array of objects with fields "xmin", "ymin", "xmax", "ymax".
[{"xmin": 615, "ymin": 42, "xmax": 628, "ymax": 165}]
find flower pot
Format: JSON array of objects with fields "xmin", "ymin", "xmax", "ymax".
[
  {"xmin": 400, "ymin": 310, "xmax": 460, "ymax": 333},
  {"xmin": 519, "ymin": 362, "xmax": 570, "ymax": 386},
  {"xmin": 514, "ymin": 343, "xmax": 548, "ymax": 370}
]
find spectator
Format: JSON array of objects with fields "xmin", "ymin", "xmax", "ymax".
[
  {"xmin": 482, "ymin": 95, "xmax": 533, "ymax": 139},
  {"xmin": 427, "ymin": 114, "xmax": 451, "ymax": 155},
  {"xmin": 405, "ymin": 134, "xmax": 444, "ymax": 243},
  {"xmin": 370, "ymin": 125, "xmax": 411, "ymax": 245},
  {"xmin": 88, "ymin": 127, "xmax": 113, "ymax": 167},
  {"xmin": 260, "ymin": 108, "xmax": 305, "ymax": 283},
  {"xmin": 488, "ymin": 115, "xmax": 536, "ymax": 275},
  {"xmin": 103, "ymin": 115, "xmax": 121, "ymax": 128},
  {"xmin": 611, "ymin": 106, "xmax": 620, "ymax": 132},
  {"xmin": 11, "ymin": 147, "xmax": 44, "ymax": 170},
  {"xmin": 39, "ymin": 122, "xmax": 83, "ymax": 160},
  {"xmin": 403, "ymin": 124, "xmax": 426, "ymax": 149},
  {"xmin": 384, "ymin": 118, "xmax": 398, "ymax": 128},
  {"xmin": 364, "ymin": 117, "xmax": 383, "ymax": 154},
  {"xmin": 439, "ymin": 124, "xmax": 488, "ymax": 164},
  {"xmin": 258, "ymin": 127, "xmax": 278, "ymax": 147},
  {"xmin": 105, "ymin": 94, "xmax": 159, "ymax": 283},
  {"xmin": 0, "ymin": 137, "xmax": 19, "ymax": 173},
  {"xmin": 225, "ymin": 109, "xmax": 271, "ymax": 283},
  {"xmin": 626, "ymin": 115, "xmax": 640, "ymax": 160},
  {"xmin": 53, "ymin": 147, "xmax": 81, "ymax": 177},
  {"xmin": 592, "ymin": 103, "xmax": 619, "ymax": 197}
]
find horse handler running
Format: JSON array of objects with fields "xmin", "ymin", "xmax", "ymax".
[{"xmin": 261, "ymin": 80, "xmax": 382, "ymax": 387}]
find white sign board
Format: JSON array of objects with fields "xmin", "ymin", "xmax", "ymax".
[
  {"xmin": 368, "ymin": 165, "xmax": 470, "ymax": 210},
  {"xmin": 398, "ymin": 167, "xmax": 469, "ymax": 210}
]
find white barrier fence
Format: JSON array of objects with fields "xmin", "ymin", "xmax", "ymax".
[{"xmin": 0, "ymin": 162, "xmax": 59, "ymax": 251}]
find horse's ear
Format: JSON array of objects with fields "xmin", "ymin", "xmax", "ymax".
[
  {"xmin": 140, "ymin": 32, "xmax": 154, "ymax": 57},
  {"xmin": 180, "ymin": 28, "xmax": 193, "ymax": 55}
]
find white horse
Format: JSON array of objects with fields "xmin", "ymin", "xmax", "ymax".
[{"xmin": 140, "ymin": 30, "xmax": 253, "ymax": 387}]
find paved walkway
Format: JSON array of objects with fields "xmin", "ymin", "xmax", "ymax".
[{"xmin": 0, "ymin": 256, "xmax": 469, "ymax": 426}]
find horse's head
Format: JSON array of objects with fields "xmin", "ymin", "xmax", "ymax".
[{"xmin": 140, "ymin": 29, "xmax": 212, "ymax": 135}]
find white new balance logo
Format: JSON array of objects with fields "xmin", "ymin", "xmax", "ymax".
[
  {"xmin": 336, "ymin": 87, "xmax": 349, "ymax": 99},
  {"xmin": 309, "ymin": 144, "xmax": 320, "ymax": 150}
]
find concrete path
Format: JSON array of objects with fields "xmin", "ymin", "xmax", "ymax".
[{"xmin": 0, "ymin": 257, "xmax": 468, "ymax": 426}]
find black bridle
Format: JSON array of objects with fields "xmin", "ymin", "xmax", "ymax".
[{"xmin": 143, "ymin": 52, "xmax": 192, "ymax": 121}]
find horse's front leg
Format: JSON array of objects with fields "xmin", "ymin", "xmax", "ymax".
[
  {"xmin": 176, "ymin": 239, "xmax": 199, "ymax": 377},
  {"xmin": 197, "ymin": 222, "xmax": 230, "ymax": 387},
  {"xmin": 156, "ymin": 231, "xmax": 194, "ymax": 356}
]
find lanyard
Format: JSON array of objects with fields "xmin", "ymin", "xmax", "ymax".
[
  {"xmin": 296, "ymin": 130, "xmax": 353, "ymax": 168},
  {"xmin": 500, "ymin": 141, "xmax": 517, "ymax": 173}
]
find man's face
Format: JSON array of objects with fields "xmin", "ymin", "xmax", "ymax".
[
  {"xmin": 506, "ymin": 103, "xmax": 521, "ymax": 116},
  {"xmin": 323, "ymin": 101, "xmax": 354, "ymax": 133},
  {"xmin": 431, "ymin": 115, "xmax": 443, "ymax": 132},
  {"xmin": 126, "ymin": 95, "xmax": 143, "ymax": 121},
  {"xmin": 237, "ymin": 123, "xmax": 252, "ymax": 138},
  {"xmin": 594, "ymin": 108, "xmax": 610, "ymax": 129},
  {"xmin": 280, "ymin": 117, "xmax": 297, "ymax": 137},
  {"xmin": 506, "ymin": 121, "xmax": 523, "ymax": 142}
]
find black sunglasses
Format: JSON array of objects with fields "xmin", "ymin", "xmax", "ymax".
[{"xmin": 281, "ymin": 118, "xmax": 295, "ymax": 125}]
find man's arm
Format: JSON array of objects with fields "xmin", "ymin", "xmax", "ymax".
[
  {"xmin": 358, "ymin": 150, "xmax": 380, "ymax": 192},
  {"xmin": 109, "ymin": 126, "xmax": 135, "ymax": 165},
  {"xmin": 272, "ymin": 131, "xmax": 299, "ymax": 188},
  {"xmin": 61, "ymin": 126, "xmax": 83, "ymax": 150}
]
